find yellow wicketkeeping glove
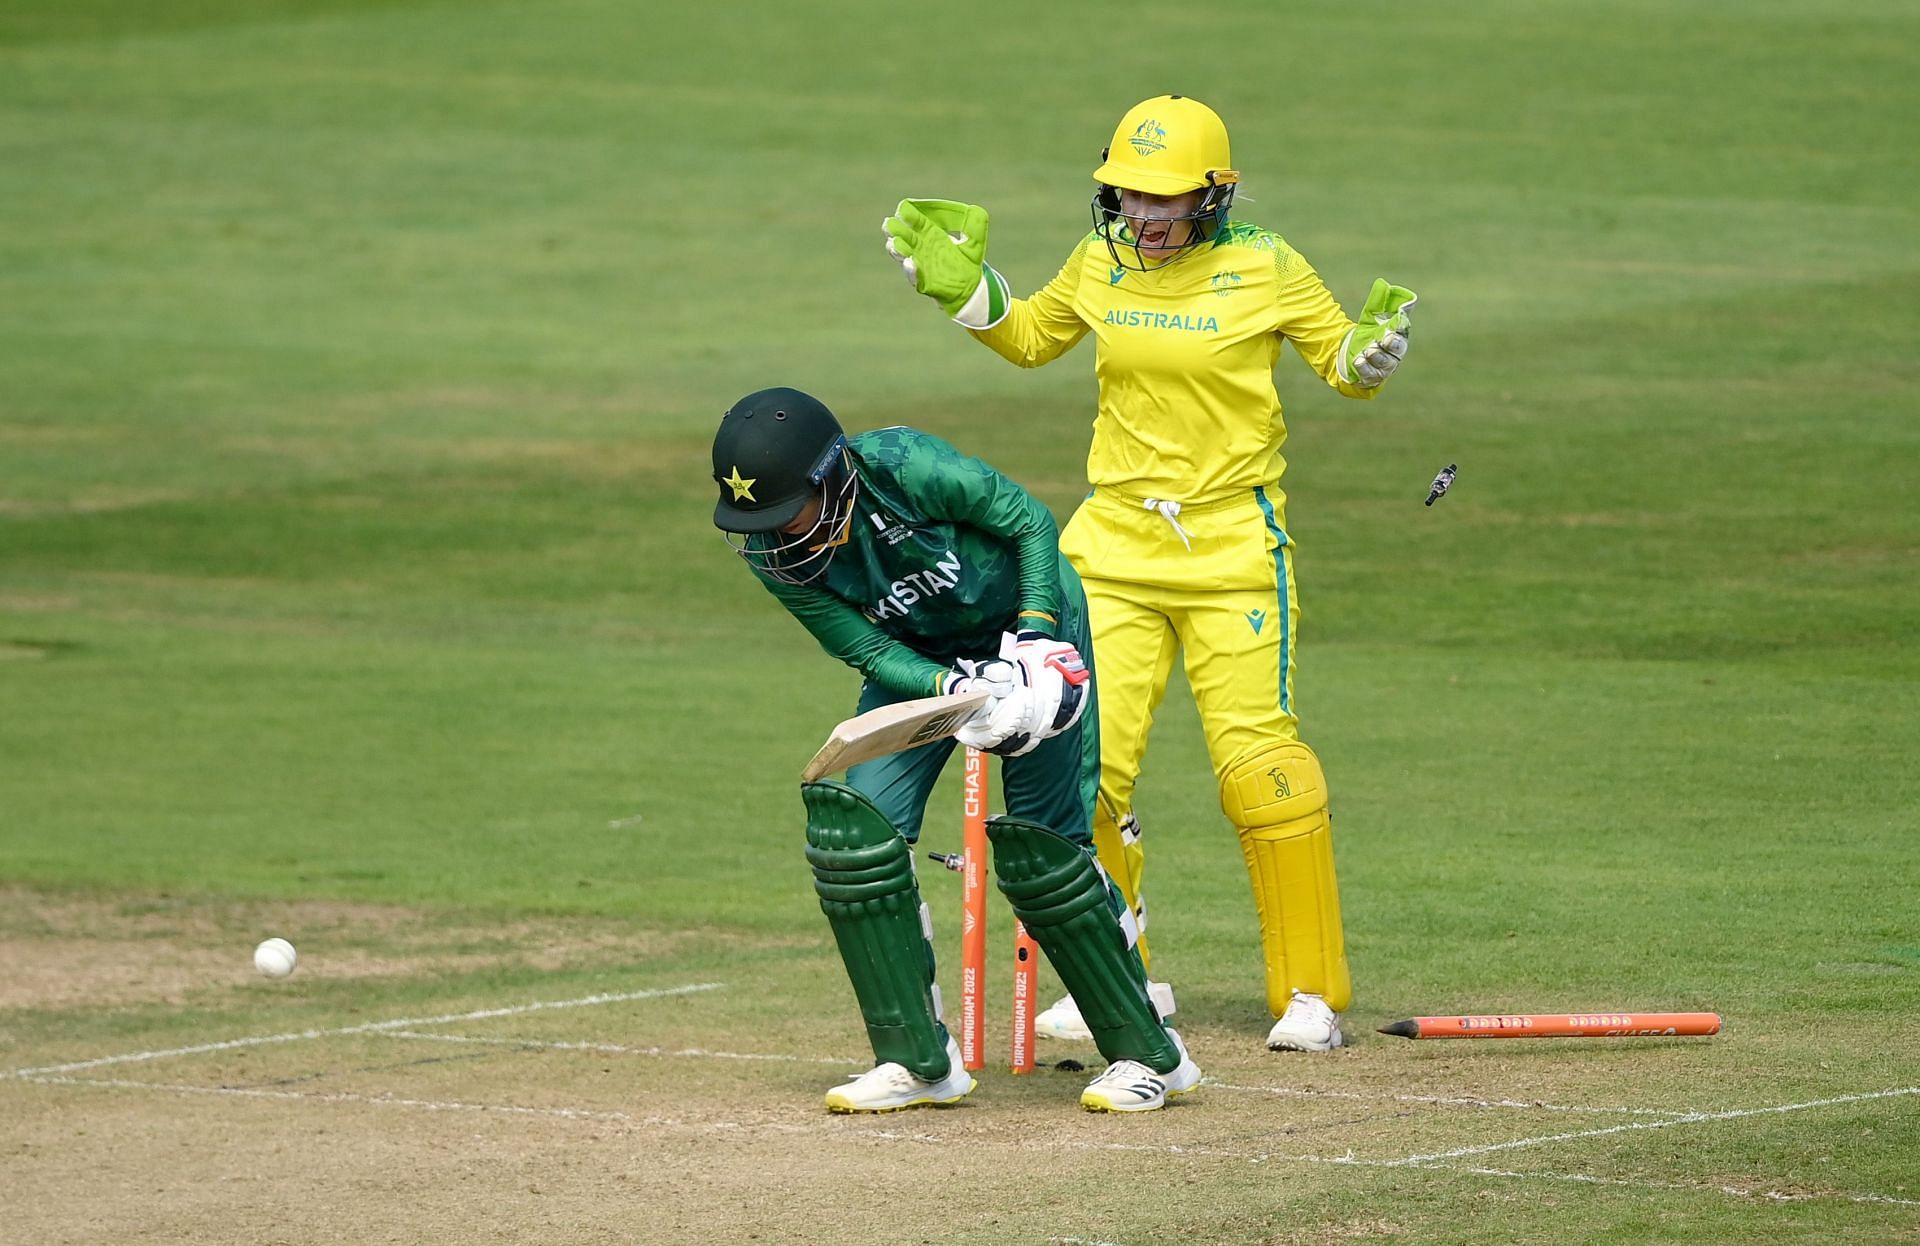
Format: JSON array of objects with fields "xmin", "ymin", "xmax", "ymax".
[
  {"xmin": 881, "ymin": 198, "xmax": 1010, "ymax": 329},
  {"xmin": 1337, "ymin": 278, "xmax": 1418, "ymax": 388}
]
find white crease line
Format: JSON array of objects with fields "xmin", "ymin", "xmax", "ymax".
[
  {"xmin": 872, "ymin": 1132, "xmax": 1305, "ymax": 1165},
  {"xmin": 363, "ymin": 1045, "xmax": 1689, "ymax": 1115},
  {"xmin": 23, "ymin": 1075, "xmax": 639, "ymax": 1122},
  {"xmin": 15, "ymin": 1074, "xmax": 814, "ymax": 1132},
  {"xmin": 3, "ymin": 984, "xmax": 724, "ymax": 1078},
  {"xmin": 1204, "ymin": 1080, "xmax": 1694, "ymax": 1118},
  {"xmin": 22, "ymin": 1071, "xmax": 1915, "ymax": 1211},
  {"xmin": 1382, "ymin": 1085, "xmax": 1920, "ymax": 1166},
  {"xmin": 382, "ymin": 1030, "xmax": 863, "ymax": 1066},
  {"xmin": 1429, "ymin": 1161, "xmax": 1920, "ymax": 1209}
]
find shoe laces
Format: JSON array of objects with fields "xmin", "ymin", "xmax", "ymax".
[
  {"xmin": 1089, "ymin": 1059, "xmax": 1161, "ymax": 1091},
  {"xmin": 1283, "ymin": 992, "xmax": 1334, "ymax": 1025},
  {"xmin": 845, "ymin": 1062, "xmax": 921, "ymax": 1094}
]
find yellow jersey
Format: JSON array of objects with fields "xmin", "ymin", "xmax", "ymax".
[{"xmin": 969, "ymin": 222, "xmax": 1376, "ymax": 505}]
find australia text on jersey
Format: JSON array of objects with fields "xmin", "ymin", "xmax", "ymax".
[
  {"xmin": 1102, "ymin": 309, "xmax": 1221, "ymax": 332},
  {"xmin": 865, "ymin": 549, "xmax": 965, "ymax": 623}
]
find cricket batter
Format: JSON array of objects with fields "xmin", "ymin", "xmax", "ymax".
[
  {"xmin": 712, "ymin": 386, "xmax": 1198, "ymax": 1111},
  {"xmin": 881, "ymin": 95, "xmax": 1418, "ymax": 1053}
]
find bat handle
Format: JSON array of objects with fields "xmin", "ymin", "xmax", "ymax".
[{"xmin": 927, "ymin": 851, "xmax": 965, "ymax": 872}]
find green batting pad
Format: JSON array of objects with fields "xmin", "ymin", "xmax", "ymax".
[
  {"xmin": 802, "ymin": 780, "xmax": 950, "ymax": 1079},
  {"xmin": 986, "ymin": 814, "xmax": 1180, "ymax": 1073}
]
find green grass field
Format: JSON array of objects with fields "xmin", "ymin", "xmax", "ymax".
[{"xmin": 4, "ymin": 2, "xmax": 1917, "ymax": 1242}]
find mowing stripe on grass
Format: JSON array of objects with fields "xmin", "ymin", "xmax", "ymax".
[{"xmin": 1, "ymin": 984, "xmax": 723, "ymax": 1078}]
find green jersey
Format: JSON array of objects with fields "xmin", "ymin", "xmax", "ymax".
[{"xmin": 749, "ymin": 427, "xmax": 1077, "ymax": 697}]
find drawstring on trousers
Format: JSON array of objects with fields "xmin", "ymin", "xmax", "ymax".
[{"xmin": 1141, "ymin": 498, "xmax": 1192, "ymax": 550}]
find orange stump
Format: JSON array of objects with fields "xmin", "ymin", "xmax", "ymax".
[
  {"xmin": 1011, "ymin": 920, "xmax": 1038, "ymax": 1072},
  {"xmin": 1378, "ymin": 1012, "xmax": 1722, "ymax": 1039},
  {"xmin": 954, "ymin": 747, "xmax": 1040, "ymax": 1073},
  {"xmin": 959, "ymin": 747, "xmax": 989, "ymax": 1071}
]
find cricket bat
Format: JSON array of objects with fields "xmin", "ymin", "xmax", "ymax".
[{"xmin": 800, "ymin": 691, "xmax": 989, "ymax": 782}]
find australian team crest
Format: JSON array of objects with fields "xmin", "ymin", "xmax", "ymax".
[
  {"xmin": 1211, "ymin": 272, "xmax": 1244, "ymax": 296},
  {"xmin": 1128, "ymin": 119, "xmax": 1167, "ymax": 157}
]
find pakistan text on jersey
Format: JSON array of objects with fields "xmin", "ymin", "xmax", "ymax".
[
  {"xmin": 865, "ymin": 550, "xmax": 965, "ymax": 622},
  {"xmin": 1103, "ymin": 309, "xmax": 1220, "ymax": 332}
]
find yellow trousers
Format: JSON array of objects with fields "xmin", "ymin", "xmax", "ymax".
[{"xmin": 1061, "ymin": 484, "xmax": 1351, "ymax": 1016}]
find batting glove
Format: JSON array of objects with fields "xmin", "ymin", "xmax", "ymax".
[
  {"xmin": 942, "ymin": 657, "xmax": 1018, "ymax": 704},
  {"xmin": 955, "ymin": 686, "xmax": 1047, "ymax": 756},
  {"xmin": 1007, "ymin": 634, "xmax": 1090, "ymax": 740},
  {"xmin": 943, "ymin": 653, "xmax": 1046, "ymax": 756},
  {"xmin": 1337, "ymin": 278, "xmax": 1417, "ymax": 388},
  {"xmin": 882, "ymin": 198, "xmax": 1011, "ymax": 329}
]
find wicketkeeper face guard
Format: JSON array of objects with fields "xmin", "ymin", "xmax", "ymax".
[
  {"xmin": 1092, "ymin": 177, "xmax": 1237, "ymax": 271},
  {"xmin": 1089, "ymin": 94, "xmax": 1238, "ymax": 272}
]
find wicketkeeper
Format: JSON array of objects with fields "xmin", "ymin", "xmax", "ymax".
[
  {"xmin": 881, "ymin": 95, "xmax": 1420, "ymax": 1054},
  {"xmin": 711, "ymin": 386, "xmax": 1198, "ymax": 1112}
]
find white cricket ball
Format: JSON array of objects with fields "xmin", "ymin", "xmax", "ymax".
[{"xmin": 253, "ymin": 937, "xmax": 298, "ymax": 979}]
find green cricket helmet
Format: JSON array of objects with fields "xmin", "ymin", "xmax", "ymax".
[{"xmin": 711, "ymin": 387, "xmax": 858, "ymax": 584}]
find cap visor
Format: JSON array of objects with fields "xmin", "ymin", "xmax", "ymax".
[
  {"xmin": 1092, "ymin": 161, "xmax": 1207, "ymax": 195},
  {"xmin": 713, "ymin": 492, "xmax": 809, "ymax": 534}
]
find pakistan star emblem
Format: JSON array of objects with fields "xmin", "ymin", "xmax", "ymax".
[{"xmin": 723, "ymin": 466, "xmax": 757, "ymax": 501}]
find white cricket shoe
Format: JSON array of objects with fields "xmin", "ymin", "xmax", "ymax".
[
  {"xmin": 1080, "ymin": 1028, "xmax": 1201, "ymax": 1113},
  {"xmin": 1265, "ymin": 990, "xmax": 1344, "ymax": 1052},
  {"xmin": 824, "ymin": 1036, "xmax": 975, "ymax": 1114},
  {"xmin": 1035, "ymin": 981, "xmax": 1178, "ymax": 1041}
]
